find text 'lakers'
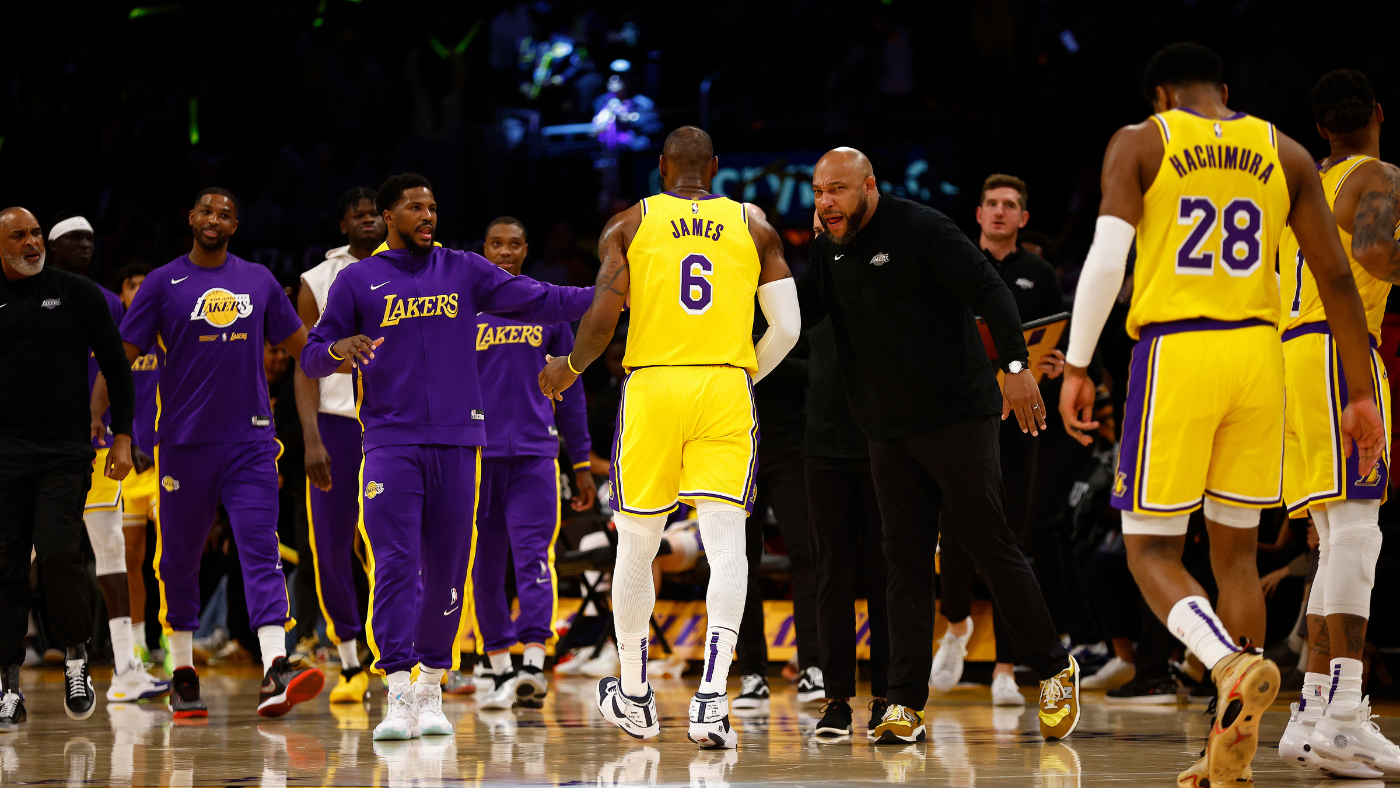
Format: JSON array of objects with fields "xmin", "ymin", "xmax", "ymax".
[{"xmin": 380, "ymin": 293, "xmax": 459, "ymax": 327}]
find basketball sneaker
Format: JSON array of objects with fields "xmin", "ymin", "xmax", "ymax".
[
  {"xmin": 1038, "ymin": 655, "xmax": 1081, "ymax": 740},
  {"xmin": 1177, "ymin": 753, "xmax": 1252, "ymax": 786},
  {"xmin": 63, "ymin": 651, "xmax": 96, "ymax": 720},
  {"xmin": 868, "ymin": 698, "xmax": 890, "ymax": 740},
  {"xmin": 733, "ymin": 674, "xmax": 770, "ymax": 710},
  {"xmin": 1080, "ymin": 656, "xmax": 1135, "ymax": 690},
  {"xmin": 992, "ymin": 673, "xmax": 1026, "ymax": 706},
  {"xmin": 1279, "ymin": 701, "xmax": 1383, "ymax": 777},
  {"xmin": 688, "ymin": 691, "xmax": 738, "ymax": 749},
  {"xmin": 414, "ymin": 680, "xmax": 453, "ymax": 736},
  {"xmin": 872, "ymin": 703, "xmax": 925, "ymax": 744},
  {"xmin": 596, "ymin": 676, "xmax": 660, "ymax": 739},
  {"xmin": 1204, "ymin": 647, "xmax": 1279, "ymax": 786},
  {"xmin": 796, "ymin": 667, "xmax": 826, "ymax": 703},
  {"xmin": 257, "ymin": 656, "xmax": 325, "ymax": 718},
  {"xmin": 479, "ymin": 672, "xmax": 519, "ymax": 710},
  {"xmin": 329, "ymin": 666, "xmax": 370, "ymax": 703},
  {"xmin": 0, "ymin": 689, "xmax": 24, "ymax": 731},
  {"xmin": 106, "ymin": 665, "xmax": 170, "ymax": 702},
  {"xmin": 1309, "ymin": 697, "xmax": 1400, "ymax": 775},
  {"xmin": 813, "ymin": 698, "xmax": 853, "ymax": 738},
  {"xmin": 1105, "ymin": 673, "xmax": 1178, "ymax": 704},
  {"xmin": 931, "ymin": 619, "xmax": 973, "ymax": 692},
  {"xmin": 373, "ymin": 682, "xmax": 420, "ymax": 741},
  {"xmin": 168, "ymin": 667, "xmax": 208, "ymax": 719},
  {"xmin": 444, "ymin": 669, "xmax": 476, "ymax": 695},
  {"xmin": 515, "ymin": 665, "xmax": 548, "ymax": 708}
]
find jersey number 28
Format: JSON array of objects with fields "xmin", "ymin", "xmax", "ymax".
[
  {"xmin": 1176, "ymin": 196, "xmax": 1263, "ymax": 277},
  {"xmin": 679, "ymin": 253, "xmax": 714, "ymax": 314}
]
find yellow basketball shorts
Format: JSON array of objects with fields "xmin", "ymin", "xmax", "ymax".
[
  {"xmin": 609, "ymin": 365, "xmax": 758, "ymax": 523},
  {"xmin": 87, "ymin": 447, "xmax": 122, "ymax": 512},
  {"xmin": 1282, "ymin": 324, "xmax": 1390, "ymax": 517},
  {"xmin": 1112, "ymin": 319, "xmax": 1284, "ymax": 516},
  {"xmin": 123, "ymin": 464, "xmax": 160, "ymax": 522}
]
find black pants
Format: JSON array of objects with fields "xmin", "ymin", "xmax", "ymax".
[
  {"xmin": 0, "ymin": 437, "xmax": 95, "ymax": 666},
  {"xmin": 736, "ymin": 447, "xmax": 819, "ymax": 676},
  {"xmin": 870, "ymin": 417, "xmax": 1068, "ymax": 709},
  {"xmin": 806, "ymin": 455, "xmax": 889, "ymax": 698}
]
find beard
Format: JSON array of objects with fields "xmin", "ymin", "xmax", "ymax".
[
  {"xmin": 398, "ymin": 222, "xmax": 435, "ymax": 255},
  {"xmin": 194, "ymin": 231, "xmax": 227, "ymax": 251},
  {"xmin": 829, "ymin": 195, "xmax": 870, "ymax": 247},
  {"xmin": 4, "ymin": 249, "xmax": 45, "ymax": 276}
]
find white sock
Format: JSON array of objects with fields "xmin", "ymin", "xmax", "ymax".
[
  {"xmin": 168, "ymin": 630, "xmax": 194, "ymax": 670},
  {"xmin": 1328, "ymin": 657, "xmax": 1364, "ymax": 713},
  {"xmin": 523, "ymin": 644, "xmax": 545, "ymax": 670},
  {"xmin": 109, "ymin": 617, "xmax": 134, "ymax": 675},
  {"xmin": 387, "ymin": 670, "xmax": 411, "ymax": 688},
  {"xmin": 257, "ymin": 625, "xmax": 286, "ymax": 674},
  {"xmin": 1166, "ymin": 596, "xmax": 1239, "ymax": 670},
  {"xmin": 337, "ymin": 640, "xmax": 360, "ymax": 670},
  {"xmin": 1300, "ymin": 672, "xmax": 1328, "ymax": 718},
  {"xmin": 132, "ymin": 621, "xmax": 146, "ymax": 654},
  {"xmin": 698, "ymin": 626, "xmax": 739, "ymax": 695},
  {"xmin": 695, "ymin": 502, "xmax": 747, "ymax": 695},
  {"xmin": 612, "ymin": 520, "xmax": 662, "ymax": 698},
  {"xmin": 488, "ymin": 651, "xmax": 513, "ymax": 676},
  {"xmin": 418, "ymin": 665, "xmax": 444, "ymax": 686}
]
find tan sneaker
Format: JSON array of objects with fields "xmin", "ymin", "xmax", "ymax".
[
  {"xmin": 1038, "ymin": 655, "xmax": 1081, "ymax": 740},
  {"xmin": 871, "ymin": 703, "xmax": 925, "ymax": 744},
  {"xmin": 1206, "ymin": 649, "xmax": 1279, "ymax": 786},
  {"xmin": 1177, "ymin": 751, "xmax": 1253, "ymax": 786}
]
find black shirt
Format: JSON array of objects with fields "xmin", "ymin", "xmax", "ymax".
[
  {"xmin": 753, "ymin": 311, "xmax": 808, "ymax": 454},
  {"xmin": 985, "ymin": 247, "xmax": 1063, "ymax": 323},
  {"xmin": 0, "ymin": 266, "xmax": 135, "ymax": 445},
  {"xmin": 804, "ymin": 318, "xmax": 868, "ymax": 459},
  {"xmin": 798, "ymin": 195, "xmax": 1028, "ymax": 441}
]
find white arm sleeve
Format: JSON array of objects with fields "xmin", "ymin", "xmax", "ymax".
[
  {"xmin": 752, "ymin": 277, "xmax": 801, "ymax": 384},
  {"xmin": 1065, "ymin": 215, "xmax": 1136, "ymax": 367}
]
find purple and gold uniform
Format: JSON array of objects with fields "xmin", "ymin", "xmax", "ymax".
[
  {"xmin": 301, "ymin": 245, "xmax": 590, "ymax": 676},
  {"xmin": 471, "ymin": 313, "xmax": 591, "ymax": 653},
  {"xmin": 86, "ymin": 287, "xmax": 127, "ymax": 512},
  {"xmin": 122, "ymin": 349, "xmax": 163, "ymax": 525},
  {"xmin": 120, "ymin": 254, "xmax": 304, "ymax": 635}
]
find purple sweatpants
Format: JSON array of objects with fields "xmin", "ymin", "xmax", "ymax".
[
  {"xmin": 471, "ymin": 456, "xmax": 561, "ymax": 653},
  {"xmin": 154, "ymin": 440, "xmax": 292, "ymax": 633},
  {"xmin": 361, "ymin": 444, "xmax": 479, "ymax": 675},
  {"xmin": 306, "ymin": 413, "xmax": 364, "ymax": 645}
]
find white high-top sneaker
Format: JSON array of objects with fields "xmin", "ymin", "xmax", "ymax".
[
  {"xmin": 1311, "ymin": 697, "xmax": 1400, "ymax": 775},
  {"xmin": 415, "ymin": 680, "xmax": 453, "ymax": 736},
  {"xmin": 688, "ymin": 691, "xmax": 738, "ymax": 749},
  {"xmin": 478, "ymin": 672, "xmax": 519, "ymax": 710},
  {"xmin": 596, "ymin": 677, "xmax": 660, "ymax": 739},
  {"xmin": 106, "ymin": 663, "xmax": 171, "ymax": 702},
  {"xmin": 373, "ymin": 682, "xmax": 420, "ymax": 741}
]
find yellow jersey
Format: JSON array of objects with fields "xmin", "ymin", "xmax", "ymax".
[
  {"xmin": 1279, "ymin": 155, "xmax": 1391, "ymax": 342},
  {"xmin": 1127, "ymin": 109, "xmax": 1291, "ymax": 338},
  {"xmin": 622, "ymin": 192, "xmax": 761, "ymax": 375}
]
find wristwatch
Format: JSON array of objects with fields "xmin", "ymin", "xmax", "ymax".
[{"xmin": 1005, "ymin": 360, "xmax": 1026, "ymax": 375}]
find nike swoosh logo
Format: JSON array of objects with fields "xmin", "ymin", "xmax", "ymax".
[
  {"xmin": 0, "ymin": 303, "xmax": 6, "ymax": 309},
  {"xmin": 443, "ymin": 605, "xmax": 459, "ymax": 616},
  {"xmin": 371, "ymin": 282, "xmax": 390, "ymax": 290},
  {"xmin": 834, "ymin": 255, "xmax": 844, "ymax": 260},
  {"xmin": 171, "ymin": 277, "xmax": 189, "ymax": 284}
]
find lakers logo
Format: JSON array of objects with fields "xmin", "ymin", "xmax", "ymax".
[
  {"xmin": 1113, "ymin": 471, "xmax": 1127, "ymax": 497},
  {"xmin": 161, "ymin": 476, "xmax": 180, "ymax": 492},
  {"xmin": 1356, "ymin": 466, "xmax": 1383, "ymax": 488},
  {"xmin": 189, "ymin": 288, "xmax": 253, "ymax": 327},
  {"xmin": 365, "ymin": 481, "xmax": 385, "ymax": 499}
]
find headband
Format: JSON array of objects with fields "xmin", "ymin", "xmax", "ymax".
[{"xmin": 49, "ymin": 216, "xmax": 94, "ymax": 241}]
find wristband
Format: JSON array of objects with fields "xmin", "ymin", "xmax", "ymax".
[{"xmin": 566, "ymin": 355, "xmax": 582, "ymax": 375}]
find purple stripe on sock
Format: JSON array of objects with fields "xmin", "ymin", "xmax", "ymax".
[
  {"xmin": 704, "ymin": 633, "xmax": 720, "ymax": 683},
  {"xmin": 1187, "ymin": 601, "xmax": 1240, "ymax": 654},
  {"xmin": 1330, "ymin": 664, "xmax": 1340, "ymax": 703},
  {"xmin": 640, "ymin": 638, "xmax": 648, "ymax": 687}
]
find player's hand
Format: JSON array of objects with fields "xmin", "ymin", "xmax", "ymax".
[
  {"xmin": 1260, "ymin": 566, "xmax": 1289, "ymax": 599},
  {"xmin": 132, "ymin": 446, "xmax": 154, "ymax": 474},
  {"xmin": 1001, "ymin": 368, "xmax": 1046, "ymax": 436},
  {"xmin": 305, "ymin": 438, "xmax": 332, "ymax": 492},
  {"xmin": 91, "ymin": 415, "xmax": 107, "ymax": 446},
  {"xmin": 332, "ymin": 335, "xmax": 384, "ymax": 368},
  {"xmin": 539, "ymin": 354, "xmax": 579, "ymax": 402},
  {"xmin": 1058, "ymin": 364, "xmax": 1098, "ymax": 446},
  {"xmin": 105, "ymin": 434, "xmax": 134, "ymax": 481},
  {"xmin": 1340, "ymin": 397, "xmax": 1386, "ymax": 477},
  {"xmin": 572, "ymin": 468, "xmax": 597, "ymax": 511},
  {"xmin": 1038, "ymin": 349, "xmax": 1066, "ymax": 380}
]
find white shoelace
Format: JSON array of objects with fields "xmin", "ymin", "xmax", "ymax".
[
  {"xmin": 1041, "ymin": 678, "xmax": 1068, "ymax": 709},
  {"xmin": 741, "ymin": 675, "xmax": 765, "ymax": 696},
  {"xmin": 388, "ymin": 687, "xmax": 415, "ymax": 720},
  {"xmin": 805, "ymin": 667, "xmax": 824, "ymax": 685},
  {"xmin": 418, "ymin": 688, "xmax": 443, "ymax": 716},
  {"xmin": 0, "ymin": 691, "xmax": 19, "ymax": 717},
  {"xmin": 65, "ymin": 660, "xmax": 88, "ymax": 700}
]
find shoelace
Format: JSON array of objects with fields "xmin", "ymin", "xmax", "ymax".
[
  {"xmin": 741, "ymin": 675, "xmax": 764, "ymax": 695},
  {"xmin": 65, "ymin": 661, "xmax": 88, "ymax": 700},
  {"xmin": 419, "ymin": 689, "xmax": 443, "ymax": 716},
  {"xmin": 388, "ymin": 688, "xmax": 415, "ymax": 719},
  {"xmin": 0, "ymin": 691, "xmax": 19, "ymax": 717},
  {"xmin": 805, "ymin": 667, "xmax": 824, "ymax": 685},
  {"xmin": 1040, "ymin": 678, "xmax": 1067, "ymax": 709},
  {"xmin": 818, "ymin": 699, "xmax": 848, "ymax": 716}
]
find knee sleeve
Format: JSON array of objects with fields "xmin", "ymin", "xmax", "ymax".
[
  {"xmin": 1322, "ymin": 500, "xmax": 1382, "ymax": 619},
  {"xmin": 1121, "ymin": 511, "xmax": 1189, "ymax": 537},
  {"xmin": 1202, "ymin": 499, "xmax": 1261, "ymax": 529},
  {"xmin": 611, "ymin": 525, "xmax": 661, "ymax": 637},
  {"xmin": 1307, "ymin": 508, "xmax": 1329, "ymax": 618},
  {"xmin": 696, "ymin": 501, "xmax": 747, "ymax": 632},
  {"xmin": 84, "ymin": 508, "xmax": 127, "ymax": 576}
]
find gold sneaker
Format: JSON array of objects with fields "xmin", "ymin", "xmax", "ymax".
[
  {"xmin": 329, "ymin": 668, "xmax": 370, "ymax": 703},
  {"xmin": 1206, "ymin": 650, "xmax": 1279, "ymax": 786},
  {"xmin": 871, "ymin": 704, "xmax": 926, "ymax": 744},
  {"xmin": 1038, "ymin": 655, "xmax": 1081, "ymax": 740},
  {"xmin": 1177, "ymin": 752, "xmax": 1252, "ymax": 787}
]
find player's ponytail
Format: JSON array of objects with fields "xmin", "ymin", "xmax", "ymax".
[{"xmin": 1312, "ymin": 69, "xmax": 1376, "ymax": 135}]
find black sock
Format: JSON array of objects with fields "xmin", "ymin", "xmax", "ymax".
[
  {"xmin": 66, "ymin": 643, "xmax": 87, "ymax": 661},
  {"xmin": 342, "ymin": 665, "xmax": 362, "ymax": 680},
  {"xmin": 1, "ymin": 664, "xmax": 18, "ymax": 692}
]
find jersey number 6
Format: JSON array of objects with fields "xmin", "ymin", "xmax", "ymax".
[
  {"xmin": 1175, "ymin": 195, "xmax": 1263, "ymax": 277},
  {"xmin": 679, "ymin": 253, "xmax": 714, "ymax": 314}
]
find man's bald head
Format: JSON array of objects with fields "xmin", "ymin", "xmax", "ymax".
[
  {"xmin": 812, "ymin": 147, "xmax": 879, "ymax": 244},
  {"xmin": 815, "ymin": 147, "xmax": 874, "ymax": 182},
  {"xmin": 0, "ymin": 207, "xmax": 36, "ymax": 227},
  {"xmin": 662, "ymin": 126, "xmax": 715, "ymax": 170},
  {"xmin": 0, "ymin": 207, "xmax": 46, "ymax": 279}
]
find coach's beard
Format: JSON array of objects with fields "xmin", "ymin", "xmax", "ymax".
[
  {"xmin": 828, "ymin": 196, "xmax": 869, "ymax": 246},
  {"xmin": 3, "ymin": 248, "xmax": 45, "ymax": 276}
]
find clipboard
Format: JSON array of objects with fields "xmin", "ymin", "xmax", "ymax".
[{"xmin": 977, "ymin": 311, "xmax": 1070, "ymax": 383}]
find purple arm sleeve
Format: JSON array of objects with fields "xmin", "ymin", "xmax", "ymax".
[
  {"xmin": 301, "ymin": 274, "xmax": 357, "ymax": 379},
  {"xmin": 468, "ymin": 252, "xmax": 592, "ymax": 324},
  {"xmin": 548, "ymin": 325, "xmax": 592, "ymax": 469}
]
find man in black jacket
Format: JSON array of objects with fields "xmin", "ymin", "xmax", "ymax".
[
  {"xmin": 799, "ymin": 149, "xmax": 1080, "ymax": 743},
  {"xmin": 0, "ymin": 207, "xmax": 135, "ymax": 728}
]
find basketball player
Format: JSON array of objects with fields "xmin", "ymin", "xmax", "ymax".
[
  {"xmin": 1059, "ymin": 44, "xmax": 1386, "ymax": 786},
  {"xmin": 294, "ymin": 187, "xmax": 385, "ymax": 705},
  {"xmin": 301, "ymin": 173, "xmax": 592, "ymax": 741},
  {"xmin": 538, "ymin": 126, "xmax": 802, "ymax": 749},
  {"xmin": 472, "ymin": 216, "xmax": 595, "ymax": 711},
  {"xmin": 1275, "ymin": 70, "xmax": 1400, "ymax": 777},
  {"xmin": 120, "ymin": 188, "xmax": 324, "ymax": 720}
]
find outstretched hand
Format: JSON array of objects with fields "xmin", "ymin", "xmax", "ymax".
[
  {"xmin": 332, "ymin": 335, "xmax": 384, "ymax": 368},
  {"xmin": 1340, "ymin": 397, "xmax": 1386, "ymax": 478},
  {"xmin": 539, "ymin": 354, "xmax": 579, "ymax": 402}
]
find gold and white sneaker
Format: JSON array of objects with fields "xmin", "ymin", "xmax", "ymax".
[
  {"xmin": 871, "ymin": 703, "xmax": 925, "ymax": 744},
  {"xmin": 1038, "ymin": 655, "xmax": 1081, "ymax": 740}
]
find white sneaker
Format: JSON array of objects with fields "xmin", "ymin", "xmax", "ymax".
[
  {"xmin": 1080, "ymin": 657, "xmax": 1135, "ymax": 691},
  {"xmin": 579, "ymin": 648, "xmax": 621, "ymax": 678},
  {"xmin": 1279, "ymin": 701, "xmax": 1381, "ymax": 778},
  {"xmin": 515, "ymin": 666, "xmax": 548, "ymax": 708},
  {"xmin": 478, "ymin": 673, "xmax": 519, "ymax": 710},
  {"xmin": 796, "ymin": 666, "xmax": 826, "ymax": 703},
  {"xmin": 414, "ymin": 680, "xmax": 453, "ymax": 736},
  {"xmin": 991, "ymin": 673, "xmax": 1025, "ymax": 707},
  {"xmin": 688, "ymin": 691, "xmax": 738, "ymax": 749},
  {"xmin": 930, "ymin": 620, "xmax": 973, "ymax": 692},
  {"xmin": 553, "ymin": 646, "xmax": 592, "ymax": 677},
  {"xmin": 596, "ymin": 677, "xmax": 659, "ymax": 739},
  {"xmin": 1311, "ymin": 697, "xmax": 1400, "ymax": 775},
  {"xmin": 106, "ymin": 666, "xmax": 171, "ymax": 702},
  {"xmin": 373, "ymin": 682, "xmax": 420, "ymax": 741}
]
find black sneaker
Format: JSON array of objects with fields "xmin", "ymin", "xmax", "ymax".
[
  {"xmin": 868, "ymin": 698, "xmax": 890, "ymax": 738},
  {"xmin": 0, "ymin": 688, "xmax": 25, "ymax": 731},
  {"xmin": 63, "ymin": 650, "xmax": 96, "ymax": 720},
  {"xmin": 814, "ymin": 698, "xmax": 853, "ymax": 738},
  {"xmin": 169, "ymin": 667, "xmax": 208, "ymax": 719},
  {"xmin": 1105, "ymin": 673, "xmax": 1178, "ymax": 704},
  {"xmin": 732, "ymin": 674, "xmax": 770, "ymax": 710},
  {"xmin": 796, "ymin": 666, "xmax": 826, "ymax": 703},
  {"xmin": 258, "ymin": 656, "xmax": 325, "ymax": 718}
]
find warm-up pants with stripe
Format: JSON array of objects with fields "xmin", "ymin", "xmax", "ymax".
[
  {"xmin": 306, "ymin": 413, "xmax": 364, "ymax": 645},
  {"xmin": 471, "ymin": 455, "xmax": 561, "ymax": 653}
]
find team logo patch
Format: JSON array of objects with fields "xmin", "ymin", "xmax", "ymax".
[
  {"xmin": 189, "ymin": 287, "xmax": 253, "ymax": 327},
  {"xmin": 1356, "ymin": 466, "xmax": 1383, "ymax": 487},
  {"xmin": 869, "ymin": 253, "xmax": 889, "ymax": 266},
  {"xmin": 161, "ymin": 476, "xmax": 180, "ymax": 492},
  {"xmin": 365, "ymin": 481, "xmax": 385, "ymax": 499},
  {"xmin": 41, "ymin": 298, "xmax": 61, "ymax": 309},
  {"xmin": 1113, "ymin": 471, "xmax": 1128, "ymax": 497},
  {"xmin": 691, "ymin": 202, "xmax": 700, "ymax": 214}
]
